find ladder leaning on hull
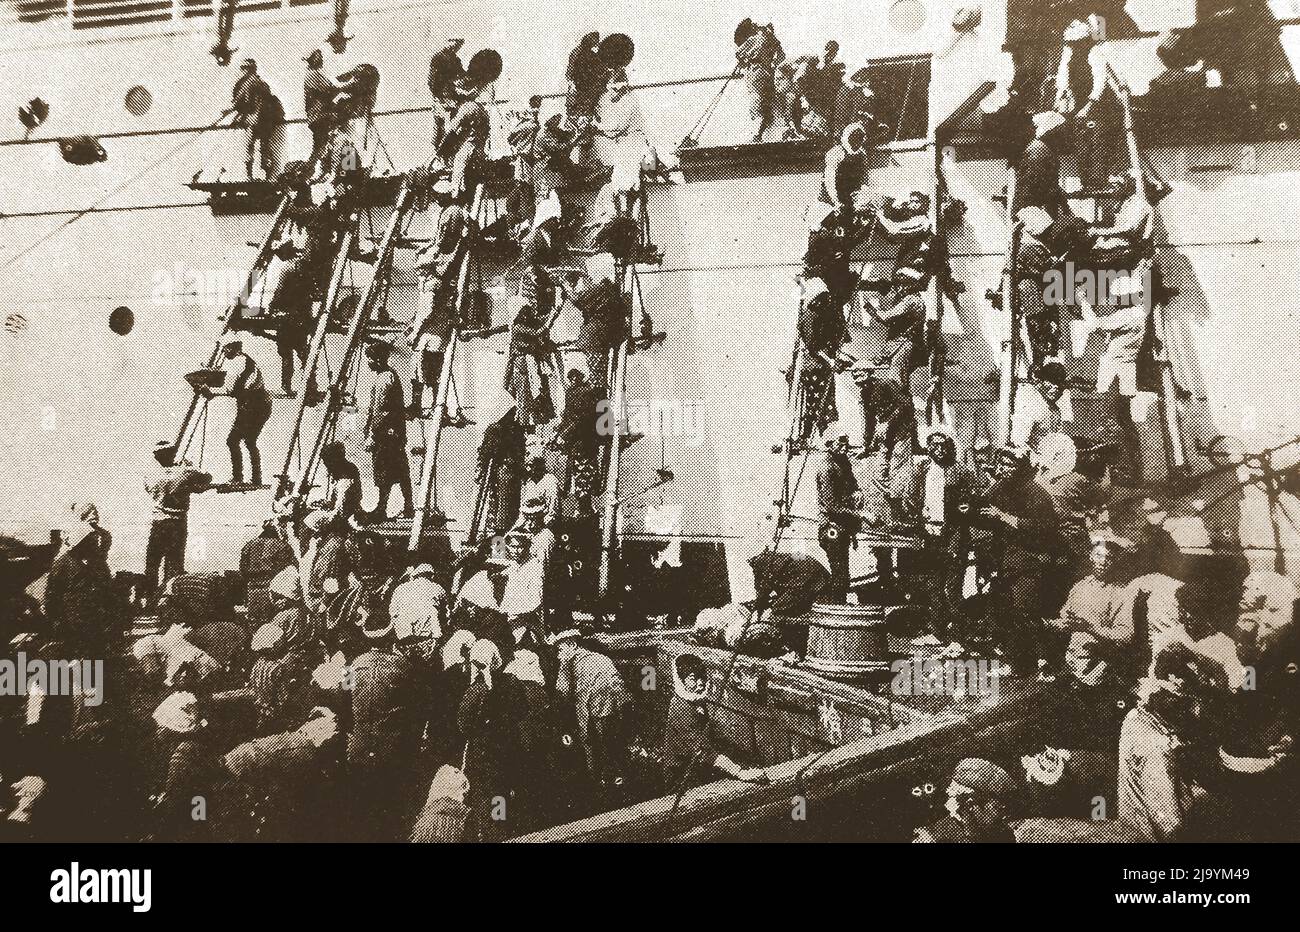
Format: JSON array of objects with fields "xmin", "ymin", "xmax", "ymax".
[
  {"xmin": 1107, "ymin": 68, "xmax": 1188, "ymax": 472},
  {"xmin": 409, "ymin": 183, "xmax": 488, "ymax": 550},
  {"xmin": 173, "ymin": 195, "xmax": 296, "ymax": 459},
  {"xmin": 596, "ymin": 258, "xmax": 668, "ymax": 602},
  {"xmin": 272, "ymin": 219, "xmax": 358, "ymax": 499},
  {"xmin": 291, "ymin": 179, "xmax": 417, "ymax": 502}
]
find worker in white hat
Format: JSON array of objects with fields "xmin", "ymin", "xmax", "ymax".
[
  {"xmin": 389, "ymin": 562, "xmax": 447, "ymax": 661},
  {"xmin": 1047, "ymin": 529, "xmax": 1138, "ymax": 675},
  {"xmin": 202, "ymin": 338, "xmax": 271, "ymax": 487}
]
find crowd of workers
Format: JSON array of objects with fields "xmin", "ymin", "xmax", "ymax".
[{"xmin": 2, "ymin": 10, "xmax": 1297, "ymax": 843}]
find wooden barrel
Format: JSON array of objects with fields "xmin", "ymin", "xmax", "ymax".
[{"xmin": 802, "ymin": 602, "xmax": 892, "ymax": 679}]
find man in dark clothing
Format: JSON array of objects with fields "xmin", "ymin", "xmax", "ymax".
[
  {"xmin": 914, "ymin": 758, "xmax": 1019, "ymax": 843},
  {"xmin": 900, "ymin": 426, "xmax": 977, "ymax": 638},
  {"xmin": 663, "ymin": 653, "xmax": 767, "ymax": 790},
  {"xmin": 144, "ymin": 441, "xmax": 211, "ymax": 605},
  {"xmin": 796, "ymin": 277, "xmax": 844, "ymax": 442},
  {"xmin": 231, "ymin": 59, "xmax": 284, "ymax": 180},
  {"xmin": 566, "ymin": 32, "xmax": 608, "ymax": 124},
  {"xmin": 1012, "ymin": 111, "xmax": 1070, "ymax": 218},
  {"xmin": 572, "ymin": 278, "xmax": 629, "ymax": 399},
  {"xmin": 748, "ymin": 549, "xmax": 832, "ymax": 617},
  {"xmin": 45, "ymin": 506, "xmax": 120, "ymax": 657},
  {"xmin": 804, "ymin": 206, "xmax": 860, "ymax": 314},
  {"xmin": 241, "ymin": 519, "xmax": 294, "ymax": 630},
  {"xmin": 349, "ymin": 606, "xmax": 421, "ymax": 841},
  {"xmin": 816, "ymin": 426, "xmax": 861, "ymax": 602},
  {"xmin": 976, "ymin": 444, "xmax": 1064, "ymax": 666},
  {"xmin": 479, "ymin": 407, "xmax": 527, "ymax": 534},
  {"xmin": 269, "ymin": 221, "xmax": 335, "ymax": 397},
  {"xmin": 1214, "ymin": 586, "xmax": 1300, "ymax": 841},
  {"xmin": 363, "ymin": 342, "xmax": 412, "ymax": 518},
  {"xmin": 428, "ymin": 38, "xmax": 466, "ymax": 150},
  {"xmin": 553, "ymin": 369, "xmax": 601, "ymax": 512},
  {"xmin": 303, "ymin": 49, "xmax": 336, "ymax": 159},
  {"xmin": 204, "ymin": 339, "xmax": 271, "ymax": 487}
]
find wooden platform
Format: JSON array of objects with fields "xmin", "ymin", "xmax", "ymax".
[{"xmin": 187, "ymin": 172, "xmax": 407, "ymax": 216}]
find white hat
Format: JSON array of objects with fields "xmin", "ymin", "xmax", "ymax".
[
  {"xmin": 925, "ymin": 423, "xmax": 955, "ymax": 443},
  {"xmin": 504, "ymin": 649, "xmax": 545, "ymax": 685},
  {"xmin": 547, "ymin": 628, "xmax": 582, "ymax": 646},
  {"xmin": 426, "ymin": 764, "xmax": 470, "ymax": 804},
  {"xmin": 152, "ymin": 691, "xmax": 206, "ymax": 735},
  {"xmin": 61, "ymin": 502, "xmax": 100, "ymax": 547},
  {"xmin": 802, "ymin": 276, "xmax": 830, "ymax": 304},
  {"xmin": 250, "ymin": 623, "xmax": 285, "ymax": 652},
  {"xmin": 404, "ymin": 563, "xmax": 436, "ymax": 580},
  {"xmin": 1063, "ymin": 19, "xmax": 1092, "ymax": 42},
  {"xmin": 1032, "ymin": 111, "xmax": 1066, "ymax": 137},
  {"xmin": 268, "ymin": 567, "xmax": 301, "ymax": 599},
  {"xmin": 1089, "ymin": 529, "xmax": 1137, "ymax": 552},
  {"xmin": 1016, "ymin": 206, "xmax": 1053, "ymax": 237},
  {"xmin": 533, "ymin": 192, "xmax": 563, "ymax": 229},
  {"xmin": 840, "ymin": 122, "xmax": 867, "ymax": 154},
  {"xmin": 441, "ymin": 629, "xmax": 478, "ymax": 670}
]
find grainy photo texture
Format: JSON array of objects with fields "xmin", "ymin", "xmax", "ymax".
[{"xmin": 0, "ymin": 0, "xmax": 1297, "ymax": 847}]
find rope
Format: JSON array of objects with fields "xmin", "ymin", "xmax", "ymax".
[
  {"xmin": 668, "ymin": 55, "xmax": 924, "ymax": 822},
  {"xmin": 682, "ymin": 64, "xmax": 743, "ymax": 146},
  {"xmin": 0, "ymin": 111, "xmax": 234, "ymax": 273}
]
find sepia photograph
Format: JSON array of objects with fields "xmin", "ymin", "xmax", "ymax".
[{"xmin": 0, "ymin": 0, "xmax": 1293, "ymax": 899}]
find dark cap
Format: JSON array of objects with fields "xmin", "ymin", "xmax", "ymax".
[{"xmin": 950, "ymin": 758, "xmax": 1018, "ymax": 798}]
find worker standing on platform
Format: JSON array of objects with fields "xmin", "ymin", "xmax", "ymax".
[
  {"xmin": 410, "ymin": 204, "xmax": 468, "ymax": 417},
  {"xmin": 519, "ymin": 456, "xmax": 559, "ymax": 528},
  {"xmin": 428, "ymin": 38, "xmax": 466, "ymax": 150},
  {"xmin": 479, "ymin": 406, "xmax": 527, "ymax": 535},
  {"xmin": 904, "ymin": 426, "xmax": 976, "ymax": 639},
  {"xmin": 144, "ymin": 441, "xmax": 212, "ymax": 605},
  {"xmin": 303, "ymin": 49, "xmax": 337, "ymax": 160},
  {"xmin": 315, "ymin": 440, "xmax": 364, "ymax": 530},
  {"xmin": 1010, "ymin": 362, "xmax": 1073, "ymax": 452},
  {"xmin": 231, "ymin": 59, "xmax": 284, "ymax": 181},
  {"xmin": 977, "ymin": 444, "xmax": 1064, "ymax": 667},
  {"xmin": 1012, "ymin": 111, "xmax": 1070, "ymax": 218},
  {"xmin": 566, "ymin": 32, "xmax": 607, "ymax": 126},
  {"xmin": 816, "ymin": 425, "xmax": 861, "ymax": 602},
  {"xmin": 553, "ymin": 368, "xmax": 601, "ymax": 514},
  {"xmin": 734, "ymin": 19, "xmax": 784, "ymax": 143},
  {"xmin": 363, "ymin": 342, "xmax": 413, "ymax": 519},
  {"xmin": 205, "ymin": 339, "xmax": 271, "ymax": 487}
]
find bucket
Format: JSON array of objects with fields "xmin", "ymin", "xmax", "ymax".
[{"xmin": 802, "ymin": 602, "xmax": 892, "ymax": 679}]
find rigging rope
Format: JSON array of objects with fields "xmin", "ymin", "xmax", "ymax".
[
  {"xmin": 0, "ymin": 112, "xmax": 234, "ymax": 274},
  {"xmin": 668, "ymin": 57, "xmax": 922, "ymax": 822}
]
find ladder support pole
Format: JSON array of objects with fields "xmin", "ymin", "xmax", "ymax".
[
  {"xmin": 410, "ymin": 185, "xmax": 486, "ymax": 551},
  {"xmin": 274, "ymin": 226, "xmax": 356, "ymax": 498},
  {"xmin": 1110, "ymin": 68, "xmax": 1188, "ymax": 471},
  {"xmin": 296, "ymin": 181, "xmax": 414, "ymax": 500},
  {"xmin": 597, "ymin": 337, "xmax": 631, "ymax": 601},
  {"xmin": 409, "ymin": 329, "xmax": 459, "ymax": 549},
  {"xmin": 176, "ymin": 195, "xmax": 293, "ymax": 454},
  {"xmin": 996, "ymin": 167, "xmax": 1019, "ymax": 446}
]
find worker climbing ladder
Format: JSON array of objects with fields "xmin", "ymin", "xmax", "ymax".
[
  {"xmin": 172, "ymin": 193, "xmax": 300, "ymax": 483},
  {"xmin": 409, "ymin": 183, "xmax": 490, "ymax": 550},
  {"xmin": 285, "ymin": 179, "xmax": 416, "ymax": 505}
]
